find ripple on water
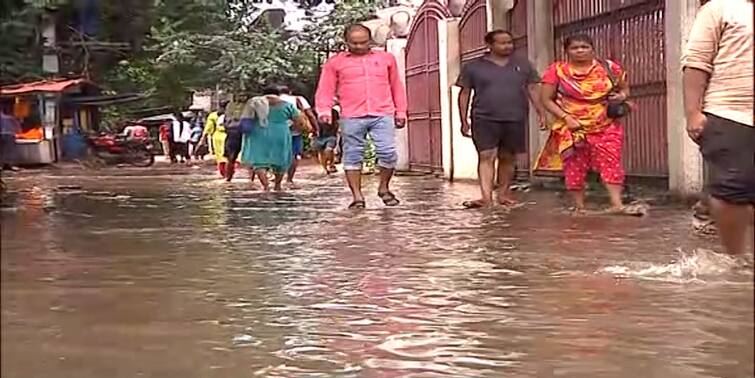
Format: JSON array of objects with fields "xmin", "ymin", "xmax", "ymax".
[{"xmin": 0, "ymin": 167, "xmax": 752, "ymax": 378}]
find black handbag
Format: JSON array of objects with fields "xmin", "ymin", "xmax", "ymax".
[{"xmin": 598, "ymin": 59, "xmax": 631, "ymax": 119}]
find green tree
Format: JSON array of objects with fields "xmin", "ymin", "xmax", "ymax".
[
  {"xmin": 0, "ymin": 0, "xmax": 70, "ymax": 84},
  {"xmin": 300, "ymin": 0, "xmax": 381, "ymax": 53}
]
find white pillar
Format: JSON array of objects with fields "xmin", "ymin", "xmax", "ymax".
[
  {"xmin": 438, "ymin": 18, "xmax": 461, "ymax": 180},
  {"xmin": 666, "ymin": 0, "xmax": 704, "ymax": 195},
  {"xmin": 527, "ymin": 0, "xmax": 554, "ymax": 176},
  {"xmin": 385, "ymin": 38, "xmax": 410, "ymax": 171}
]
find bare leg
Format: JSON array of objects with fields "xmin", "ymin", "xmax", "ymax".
[
  {"xmin": 225, "ymin": 158, "xmax": 236, "ymax": 182},
  {"xmin": 273, "ymin": 172, "xmax": 284, "ymax": 191},
  {"xmin": 605, "ymin": 183, "xmax": 624, "ymax": 210},
  {"xmin": 570, "ymin": 190, "xmax": 586, "ymax": 210},
  {"xmin": 709, "ymin": 197, "xmax": 754, "ymax": 255},
  {"xmin": 248, "ymin": 168, "xmax": 257, "ymax": 188},
  {"xmin": 377, "ymin": 167, "xmax": 394, "ymax": 195},
  {"xmin": 255, "ymin": 169, "xmax": 270, "ymax": 191},
  {"xmin": 497, "ymin": 149, "xmax": 516, "ymax": 204},
  {"xmin": 324, "ymin": 148, "xmax": 336, "ymax": 171},
  {"xmin": 345, "ymin": 170, "xmax": 364, "ymax": 203},
  {"xmin": 318, "ymin": 151, "xmax": 329, "ymax": 174},
  {"xmin": 287, "ymin": 158, "xmax": 299, "ymax": 184},
  {"xmin": 467, "ymin": 149, "xmax": 497, "ymax": 207}
]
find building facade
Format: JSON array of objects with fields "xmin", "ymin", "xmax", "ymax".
[{"xmin": 388, "ymin": 0, "xmax": 707, "ymax": 196}]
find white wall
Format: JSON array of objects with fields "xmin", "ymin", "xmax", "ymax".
[
  {"xmin": 438, "ymin": 18, "xmax": 480, "ymax": 181},
  {"xmin": 666, "ymin": 0, "xmax": 704, "ymax": 195},
  {"xmin": 449, "ymin": 86, "xmax": 480, "ymax": 180},
  {"xmin": 385, "ymin": 38, "xmax": 410, "ymax": 171}
]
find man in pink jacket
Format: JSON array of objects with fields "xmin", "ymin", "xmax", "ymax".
[{"xmin": 315, "ymin": 24, "xmax": 408, "ymax": 209}]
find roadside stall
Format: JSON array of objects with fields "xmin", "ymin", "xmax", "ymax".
[{"xmin": 0, "ymin": 79, "xmax": 101, "ymax": 164}]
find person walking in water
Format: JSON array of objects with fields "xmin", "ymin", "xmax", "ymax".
[
  {"xmin": 536, "ymin": 34, "xmax": 634, "ymax": 215},
  {"xmin": 313, "ymin": 106, "xmax": 340, "ymax": 174},
  {"xmin": 198, "ymin": 101, "xmax": 229, "ymax": 177},
  {"xmin": 224, "ymin": 92, "xmax": 252, "ymax": 182},
  {"xmin": 682, "ymin": 0, "xmax": 754, "ymax": 255},
  {"xmin": 456, "ymin": 30, "xmax": 546, "ymax": 209},
  {"xmin": 240, "ymin": 85, "xmax": 306, "ymax": 191},
  {"xmin": 315, "ymin": 24, "xmax": 407, "ymax": 209},
  {"xmin": 280, "ymin": 85, "xmax": 317, "ymax": 188}
]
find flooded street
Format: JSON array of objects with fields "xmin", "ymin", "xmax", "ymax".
[{"xmin": 1, "ymin": 165, "xmax": 752, "ymax": 378}]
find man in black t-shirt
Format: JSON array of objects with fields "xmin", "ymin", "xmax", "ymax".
[
  {"xmin": 456, "ymin": 29, "xmax": 546, "ymax": 209},
  {"xmin": 313, "ymin": 106, "xmax": 340, "ymax": 174}
]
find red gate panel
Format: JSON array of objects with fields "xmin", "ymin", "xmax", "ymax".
[
  {"xmin": 553, "ymin": 0, "xmax": 668, "ymax": 177},
  {"xmin": 406, "ymin": 1, "xmax": 450, "ymax": 172},
  {"xmin": 459, "ymin": 0, "xmax": 487, "ymax": 63}
]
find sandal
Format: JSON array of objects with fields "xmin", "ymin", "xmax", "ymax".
[
  {"xmin": 498, "ymin": 198, "xmax": 518, "ymax": 207},
  {"xmin": 377, "ymin": 191, "xmax": 400, "ymax": 207},
  {"xmin": 462, "ymin": 200, "xmax": 489, "ymax": 209},
  {"xmin": 348, "ymin": 200, "xmax": 366, "ymax": 209},
  {"xmin": 567, "ymin": 206, "xmax": 586, "ymax": 216}
]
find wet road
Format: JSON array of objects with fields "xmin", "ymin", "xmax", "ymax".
[{"xmin": 1, "ymin": 165, "xmax": 753, "ymax": 378}]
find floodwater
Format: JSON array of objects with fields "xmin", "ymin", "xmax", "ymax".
[{"xmin": 1, "ymin": 165, "xmax": 753, "ymax": 378}]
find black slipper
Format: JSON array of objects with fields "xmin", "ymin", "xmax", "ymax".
[
  {"xmin": 378, "ymin": 191, "xmax": 400, "ymax": 206},
  {"xmin": 462, "ymin": 200, "xmax": 488, "ymax": 209},
  {"xmin": 348, "ymin": 200, "xmax": 366, "ymax": 209}
]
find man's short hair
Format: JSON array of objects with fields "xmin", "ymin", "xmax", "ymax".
[
  {"xmin": 343, "ymin": 23, "xmax": 372, "ymax": 40},
  {"xmin": 484, "ymin": 29, "xmax": 513, "ymax": 44}
]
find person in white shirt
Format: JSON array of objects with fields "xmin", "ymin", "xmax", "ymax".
[
  {"xmin": 682, "ymin": 0, "xmax": 754, "ymax": 255},
  {"xmin": 170, "ymin": 112, "xmax": 192, "ymax": 164},
  {"xmin": 280, "ymin": 85, "xmax": 318, "ymax": 187}
]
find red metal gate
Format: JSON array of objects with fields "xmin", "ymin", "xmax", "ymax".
[
  {"xmin": 459, "ymin": 0, "xmax": 487, "ymax": 62},
  {"xmin": 405, "ymin": 1, "xmax": 450, "ymax": 172},
  {"xmin": 553, "ymin": 0, "xmax": 668, "ymax": 177}
]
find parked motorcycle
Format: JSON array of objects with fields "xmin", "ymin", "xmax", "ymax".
[{"xmin": 86, "ymin": 132, "xmax": 155, "ymax": 167}]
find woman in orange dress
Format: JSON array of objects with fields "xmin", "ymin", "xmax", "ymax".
[{"xmin": 536, "ymin": 34, "xmax": 631, "ymax": 213}]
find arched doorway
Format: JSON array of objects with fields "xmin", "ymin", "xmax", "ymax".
[{"xmin": 405, "ymin": 0, "xmax": 450, "ymax": 172}]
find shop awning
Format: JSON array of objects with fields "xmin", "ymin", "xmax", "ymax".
[{"xmin": 0, "ymin": 79, "xmax": 95, "ymax": 96}]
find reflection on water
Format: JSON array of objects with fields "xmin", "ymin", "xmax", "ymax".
[{"xmin": 1, "ymin": 167, "xmax": 753, "ymax": 378}]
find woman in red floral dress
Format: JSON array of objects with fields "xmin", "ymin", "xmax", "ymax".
[{"xmin": 536, "ymin": 34, "xmax": 633, "ymax": 214}]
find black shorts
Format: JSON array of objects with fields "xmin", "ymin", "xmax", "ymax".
[
  {"xmin": 471, "ymin": 118, "xmax": 526, "ymax": 153},
  {"xmin": 700, "ymin": 113, "xmax": 755, "ymax": 204},
  {"xmin": 224, "ymin": 132, "xmax": 242, "ymax": 161}
]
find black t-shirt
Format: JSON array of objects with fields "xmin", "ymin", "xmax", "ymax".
[
  {"xmin": 456, "ymin": 55, "xmax": 540, "ymax": 122},
  {"xmin": 318, "ymin": 121, "xmax": 338, "ymax": 138}
]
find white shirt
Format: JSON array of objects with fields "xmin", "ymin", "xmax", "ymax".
[
  {"xmin": 682, "ymin": 0, "xmax": 754, "ymax": 126},
  {"xmin": 280, "ymin": 94, "xmax": 311, "ymax": 135},
  {"xmin": 172, "ymin": 120, "xmax": 192, "ymax": 143},
  {"xmin": 280, "ymin": 94, "xmax": 311, "ymax": 109}
]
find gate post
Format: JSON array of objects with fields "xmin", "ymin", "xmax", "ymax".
[
  {"xmin": 386, "ymin": 38, "xmax": 410, "ymax": 171},
  {"xmin": 527, "ymin": 0, "xmax": 554, "ymax": 177},
  {"xmin": 666, "ymin": 0, "xmax": 704, "ymax": 196},
  {"xmin": 439, "ymin": 18, "xmax": 461, "ymax": 180}
]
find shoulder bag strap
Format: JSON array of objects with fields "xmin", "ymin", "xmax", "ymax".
[{"xmin": 597, "ymin": 58, "xmax": 618, "ymax": 88}]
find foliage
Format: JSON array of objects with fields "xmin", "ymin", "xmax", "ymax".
[
  {"xmin": 0, "ymin": 0, "xmax": 70, "ymax": 84},
  {"xmin": 4, "ymin": 0, "xmax": 388, "ymax": 113},
  {"xmin": 299, "ymin": 0, "xmax": 381, "ymax": 53},
  {"xmin": 363, "ymin": 134, "xmax": 376, "ymax": 173}
]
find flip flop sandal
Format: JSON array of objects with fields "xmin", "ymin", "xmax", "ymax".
[
  {"xmin": 378, "ymin": 192, "xmax": 400, "ymax": 207},
  {"xmin": 602, "ymin": 205, "xmax": 647, "ymax": 217},
  {"xmin": 567, "ymin": 206, "xmax": 586, "ymax": 216},
  {"xmin": 348, "ymin": 200, "xmax": 366, "ymax": 209},
  {"xmin": 462, "ymin": 200, "xmax": 489, "ymax": 209}
]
